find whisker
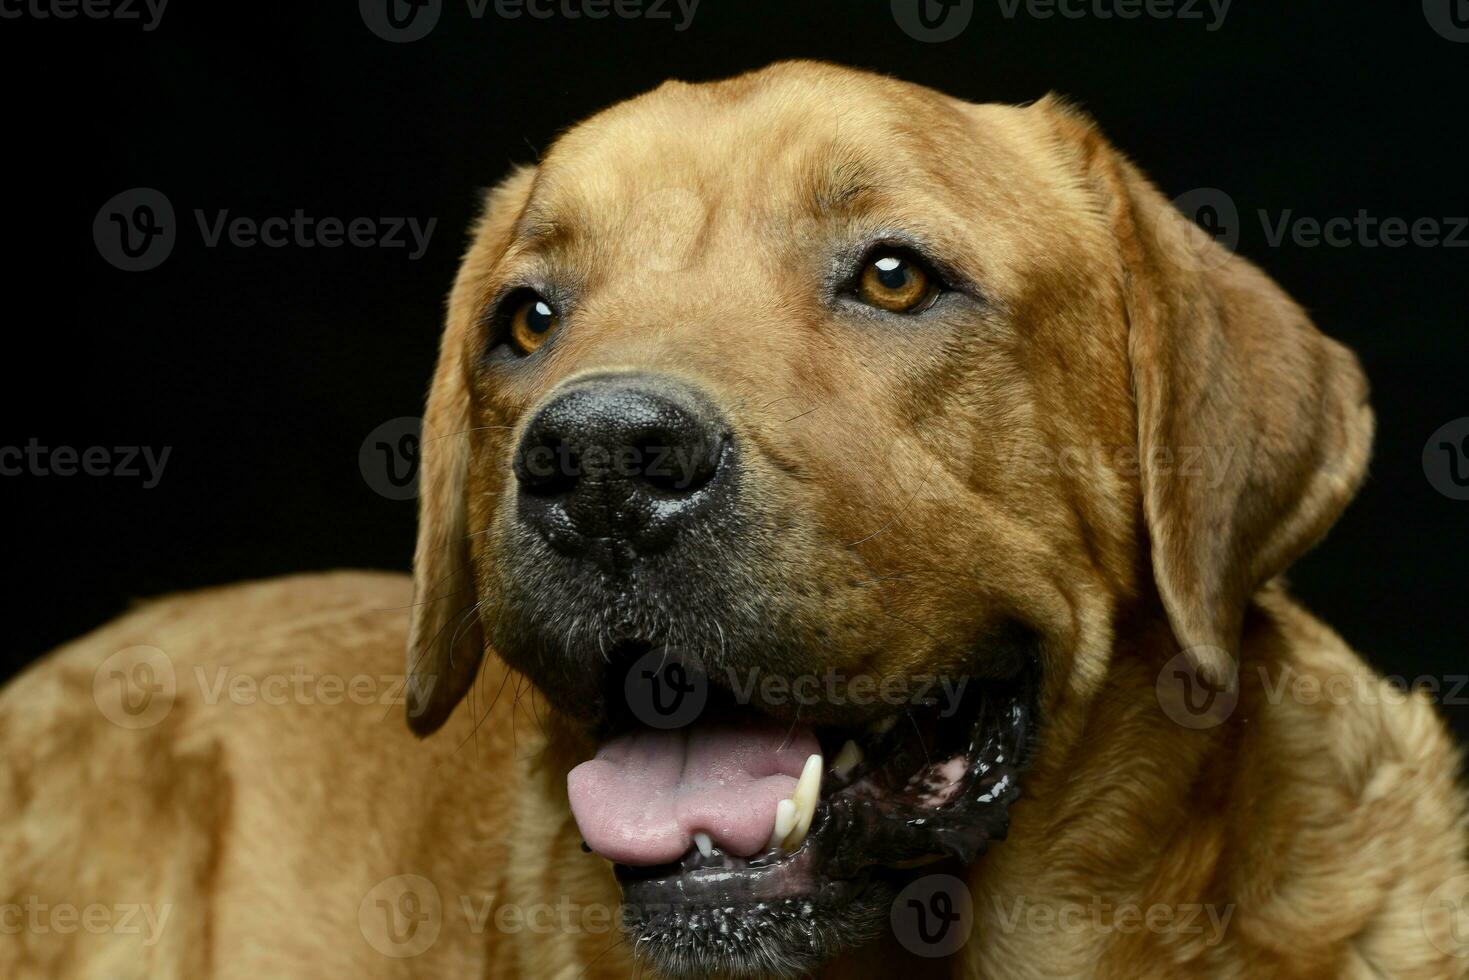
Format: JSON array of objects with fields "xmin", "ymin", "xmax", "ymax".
[
  {"xmin": 845, "ymin": 461, "xmax": 938, "ymax": 547},
  {"xmin": 908, "ymin": 709, "xmax": 931, "ymax": 766}
]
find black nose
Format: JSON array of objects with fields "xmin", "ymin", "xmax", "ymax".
[{"xmin": 514, "ymin": 374, "xmax": 730, "ymax": 566}]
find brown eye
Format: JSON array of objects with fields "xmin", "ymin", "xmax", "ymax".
[
  {"xmin": 857, "ymin": 252, "xmax": 937, "ymax": 313},
  {"xmin": 508, "ymin": 294, "xmax": 559, "ymax": 354}
]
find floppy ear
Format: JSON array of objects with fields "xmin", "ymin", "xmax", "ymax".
[
  {"xmin": 405, "ymin": 166, "xmax": 537, "ymax": 736},
  {"xmin": 1048, "ymin": 101, "xmax": 1374, "ymax": 680}
]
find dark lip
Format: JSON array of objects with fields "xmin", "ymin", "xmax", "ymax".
[{"xmin": 610, "ymin": 662, "xmax": 1036, "ymax": 906}]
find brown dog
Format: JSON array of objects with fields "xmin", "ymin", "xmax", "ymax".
[{"xmin": 2, "ymin": 61, "xmax": 1465, "ymax": 978}]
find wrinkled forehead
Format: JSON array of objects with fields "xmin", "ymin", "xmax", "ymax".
[{"xmin": 508, "ymin": 73, "xmax": 999, "ymax": 261}]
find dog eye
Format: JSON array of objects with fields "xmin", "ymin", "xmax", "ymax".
[
  {"xmin": 505, "ymin": 292, "xmax": 559, "ymax": 355},
  {"xmin": 855, "ymin": 250, "xmax": 939, "ymax": 314}
]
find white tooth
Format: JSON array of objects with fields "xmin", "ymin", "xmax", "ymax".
[
  {"xmin": 832, "ymin": 739, "xmax": 863, "ymax": 779},
  {"xmin": 769, "ymin": 799, "xmax": 798, "ymax": 850},
  {"xmin": 869, "ymin": 715, "xmax": 898, "ymax": 737},
  {"xmin": 783, "ymin": 753, "xmax": 823, "ymax": 851},
  {"xmin": 693, "ymin": 832, "xmax": 713, "ymax": 858}
]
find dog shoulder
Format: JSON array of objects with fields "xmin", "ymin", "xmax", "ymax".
[
  {"xmin": 1235, "ymin": 589, "xmax": 1469, "ymax": 977},
  {"xmin": 0, "ymin": 571, "xmax": 476, "ymax": 977}
]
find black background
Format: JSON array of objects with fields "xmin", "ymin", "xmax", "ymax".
[{"xmin": 1, "ymin": 0, "xmax": 1465, "ymax": 737}]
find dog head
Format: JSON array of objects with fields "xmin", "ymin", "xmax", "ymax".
[{"xmin": 402, "ymin": 62, "xmax": 1371, "ymax": 975}]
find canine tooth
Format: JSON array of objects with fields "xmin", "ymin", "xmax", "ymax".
[
  {"xmin": 832, "ymin": 739, "xmax": 863, "ymax": 779},
  {"xmin": 693, "ymin": 832, "xmax": 714, "ymax": 858},
  {"xmin": 783, "ymin": 753, "xmax": 822, "ymax": 851},
  {"xmin": 769, "ymin": 799, "xmax": 798, "ymax": 850}
]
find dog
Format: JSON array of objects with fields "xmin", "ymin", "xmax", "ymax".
[{"xmin": 2, "ymin": 61, "xmax": 1465, "ymax": 978}]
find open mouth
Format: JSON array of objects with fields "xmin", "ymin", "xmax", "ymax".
[{"xmin": 566, "ymin": 652, "xmax": 1038, "ymax": 977}]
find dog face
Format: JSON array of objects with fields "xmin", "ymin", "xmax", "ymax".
[{"xmin": 404, "ymin": 62, "xmax": 1371, "ymax": 975}]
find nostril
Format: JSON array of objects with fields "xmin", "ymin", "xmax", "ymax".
[
  {"xmin": 635, "ymin": 431, "xmax": 723, "ymax": 495},
  {"xmin": 517, "ymin": 434, "xmax": 579, "ymax": 498}
]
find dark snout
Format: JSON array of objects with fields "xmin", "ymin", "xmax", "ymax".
[{"xmin": 514, "ymin": 373, "xmax": 734, "ymax": 573}]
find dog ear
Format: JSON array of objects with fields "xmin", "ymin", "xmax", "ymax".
[
  {"xmin": 405, "ymin": 166, "xmax": 537, "ymax": 736},
  {"xmin": 1046, "ymin": 100, "xmax": 1373, "ymax": 681}
]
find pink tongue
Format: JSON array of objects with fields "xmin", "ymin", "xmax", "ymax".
[{"xmin": 567, "ymin": 719, "xmax": 819, "ymax": 866}]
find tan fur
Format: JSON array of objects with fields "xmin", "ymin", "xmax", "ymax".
[{"xmin": 3, "ymin": 62, "xmax": 1465, "ymax": 978}]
